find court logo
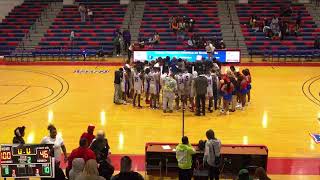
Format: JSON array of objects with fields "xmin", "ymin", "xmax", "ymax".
[
  {"xmin": 73, "ymin": 69, "xmax": 110, "ymax": 74},
  {"xmin": 310, "ymin": 133, "xmax": 320, "ymax": 143}
]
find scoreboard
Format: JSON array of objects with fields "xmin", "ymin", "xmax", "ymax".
[{"xmin": 0, "ymin": 144, "xmax": 55, "ymax": 178}]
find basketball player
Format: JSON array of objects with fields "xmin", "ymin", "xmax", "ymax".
[
  {"xmin": 206, "ymin": 70, "xmax": 214, "ymax": 113},
  {"xmin": 183, "ymin": 69, "xmax": 194, "ymax": 111},
  {"xmin": 121, "ymin": 66, "xmax": 129, "ymax": 105},
  {"xmin": 175, "ymin": 69, "xmax": 185, "ymax": 110},
  {"xmin": 243, "ymin": 69, "xmax": 252, "ymax": 103},
  {"xmin": 221, "ymin": 79, "xmax": 234, "ymax": 115},
  {"xmin": 133, "ymin": 67, "xmax": 143, "ymax": 108},
  {"xmin": 239, "ymin": 74, "xmax": 248, "ymax": 110},
  {"xmin": 149, "ymin": 67, "xmax": 160, "ymax": 109},
  {"xmin": 144, "ymin": 68, "xmax": 151, "ymax": 104},
  {"xmin": 190, "ymin": 70, "xmax": 198, "ymax": 112}
]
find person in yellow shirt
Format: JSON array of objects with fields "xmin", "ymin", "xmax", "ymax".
[{"xmin": 176, "ymin": 136, "xmax": 196, "ymax": 180}]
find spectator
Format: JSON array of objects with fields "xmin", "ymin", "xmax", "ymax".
[
  {"xmin": 90, "ymin": 130, "xmax": 110, "ymax": 161},
  {"xmin": 114, "ymin": 68, "xmax": 124, "ymax": 104},
  {"xmin": 249, "ymin": 15, "xmax": 257, "ymax": 29},
  {"xmin": 279, "ymin": 20, "xmax": 286, "ymax": 40},
  {"xmin": 254, "ymin": 167, "xmax": 271, "ymax": 180},
  {"xmin": 87, "ymin": 8, "xmax": 93, "ymax": 22},
  {"xmin": 205, "ymin": 41, "xmax": 215, "ymax": 60},
  {"xmin": 238, "ymin": 169, "xmax": 252, "ymax": 180},
  {"xmin": 76, "ymin": 159, "xmax": 105, "ymax": 180},
  {"xmin": 13, "ymin": 126, "xmax": 26, "ymax": 144},
  {"xmin": 70, "ymin": 31, "xmax": 75, "ymax": 48},
  {"xmin": 194, "ymin": 72, "xmax": 208, "ymax": 116},
  {"xmin": 176, "ymin": 136, "xmax": 195, "ymax": 180},
  {"xmin": 128, "ymin": 42, "xmax": 135, "ymax": 63},
  {"xmin": 219, "ymin": 40, "xmax": 226, "ymax": 49},
  {"xmin": 113, "ymin": 32, "xmax": 122, "ymax": 56},
  {"xmin": 41, "ymin": 125, "xmax": 68, "ymax": 163},
  {"xmin": 98, "ymin": 153, "xmax": 114, "ymax": 180},
  {"xmin": 80, "ymin": 125, "xmax": 95, "ymax": 145},
  {"xmin": 78, "ymin": 4, "xmax": 86, "ymax": 22},
  {"xmin": 69, "ymin": 158, "xmax": 85, "ymax": 180},
  {"xmin": 296, "ymin": 11, "xmax": 302, "ymax": 29},
  {"xmin": 149, "ymin": 32, "xmax": 160, "ymax": 45},
  {"xmin": 204, "ymin": 129, "xmax": 221, "ymax": 180},
  {"xmin": 314, "ymin": 36, "xmax": 320, "ymax": 49},
  {"xmin": 122, "ymin": 29, "xmax": 131, "ymax": 52},
  {"xmin": 67, "ymin": 138, "xmax": 96, "ymax": 175},
  {"xmin": 112, "ymin": 156, "xmax": 144, "ymax": 180}
]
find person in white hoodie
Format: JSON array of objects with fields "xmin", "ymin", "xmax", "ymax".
[
  {"xmin": 69, "ymin": 158, "xmax": 85, "ymax": 180},
  {"xmin": 203, "ymin": 129, "xmax": 221, "ymax": 180}
]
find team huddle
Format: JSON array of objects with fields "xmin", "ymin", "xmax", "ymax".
[{"xmin": 114, "ymin": 58, "xmax": 252, "ymax": 115}]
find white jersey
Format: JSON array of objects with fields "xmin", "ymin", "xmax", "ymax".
[
  {"xmin": 121, "ymin": 71, "xmax": 127, "ymax": 92},
  {"xmin": 160, "ymin": 73, "xmax": 168, "ymax": 87},
  {"xmin": 150, "ymin": 71, "xmax": 160, "ymax": 94},
  {"xmin": 183, "ymin": 72, "xmax": 192, "ymax": 90},
  {"xmin": 133, "ymin": 72, "xmax": 142, "ymax": 93},
  {"xmin": 175, "ymin": 74, "xmax": 184, "ymax": 93},
  {"xmin": 190, "ymin": 71, "xmax": 198, "ymax": 97},
  {"xmin": 206, "ymin": 75, "xmax": 213, "ymax": 97}
]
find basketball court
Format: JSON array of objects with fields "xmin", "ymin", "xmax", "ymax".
[{"xmin": 0, "ymin": 64, "xmax": 319, "ymax": 179}]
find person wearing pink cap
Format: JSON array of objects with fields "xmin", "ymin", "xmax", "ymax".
[{"xmin": 80, "ymin": 125, "xmax": 96, "ymax": 145}]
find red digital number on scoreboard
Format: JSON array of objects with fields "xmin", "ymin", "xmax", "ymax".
[
  {"xmin": 39, "ymin": 150, "xmax": 49, "ymax": 159},
  {"xmin": 1, "ymin": 151, "xmax": 12, "ymax": 160}
]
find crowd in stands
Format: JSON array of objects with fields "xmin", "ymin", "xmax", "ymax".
[
  {"xmin": 248, "ymin": 5, "xmax": 301, "ymax": 40},
  {"xmin": 112, "ymin": 29, "xmax": 132, "ymax": 57},
  {"xmin": 12, "ymin": 126, "xmax": 270, "ymax": 180},
  {"xmin": 169, "ymin": 16, "xmax": 195, "ymax": 41},
  {"xmin": 78, "ymin": 4, "xmax": 94, "ymax": 22},
  {"xmin": 114, "ymin": 58, "xmax": 251, "ymax": 116}
]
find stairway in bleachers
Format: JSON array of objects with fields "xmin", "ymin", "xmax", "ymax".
[
  {"xmin": 0, "ymin": 0, "xmax": 61, "ymax": 56},
  {"xmin": 36, "ymin": 0, "xmax": 127, "ymax": 56}
]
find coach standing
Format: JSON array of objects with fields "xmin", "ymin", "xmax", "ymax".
[
  {"xmin": 114, "ymin": 68, "xmax": 123, "ymax": 104},
  {"xmin": 194, "ymin": 72, "xmax": 208, "ymax": 116}
]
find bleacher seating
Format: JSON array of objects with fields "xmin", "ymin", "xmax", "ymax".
[
  {"xmin": 0, "ymin": 0, "xmax": 56, "ymax": 56},
  {"xmin": 140, "ymin": 0, "xmax": 222, "ymax": 50},
  {"xmin": 236, "ymin": 0, "xmax": 320, "ymax": 57},
  {"xmin": 37, "ymin": 0, "xmax": 127, "ymax": 56}
]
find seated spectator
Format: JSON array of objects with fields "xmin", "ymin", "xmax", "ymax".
[
  {"xmin": 314, "ymin": 36, "xmax": 320, "ymax": 49},
  {"xmin": 98, "ymin": 153, "xmax": 114, "ymax": 180},
  {"xmin": 69, "ymin": 158, "xmax": 85, "ymax": 180},
  {"xmin": 67, "ymin": 138, "xmax": 96, "ymax": 175},
  {"xmin": 238, "ymin": 169, "xmax": 252, "ymax": 180},
  {"xmin": 76, "ymin": 159, "xmax": 105, "ymax": 180},
  {"xmin": 254, "ymin": 167, "xmax": 271, "ymax": 180},
  {"xmin": 249, "ymin": 15, "xmax": 257, "ymax": 29},
  {"xmin": 172, "ymin": 20, "xmax": 179, "ymax": 34},
  {"xmin": 149, "ymin": 32, "xmax": 160, "ymax": 45},
  {"xmin": 281, "ymin": 5, "xmax": 293, "ymax": 17},
  {"xmin": 90, "ymin": 130, "xmax": 110, "ymax": 161},
  {"xmin": 176, "ymin": 136, "xmax": 195, "ymax": 180},
  {"xmin": 13, "ymin": 126, "xmax": 26, "ymax": 144},
  {"xmin": 111, "ymin": 156, "xmax": 144, "ymax": 180},
  {"xmin": 80, "ymin": 125, "xmax": 95, "ymax": 145},
  {"xmin": 78, "ymin": 4, "xmax": 86, "ymax": 22},
  {"xmin": 219, "ymin": 40, "xmax": 226, "ymax": 49},
  {"xmin": 279, "ymin": 20, "xmax": 288, "ymax": 40},
  {"xmin": 87, "ymin": 8, "xmax": 93, "ymax": 22}
]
